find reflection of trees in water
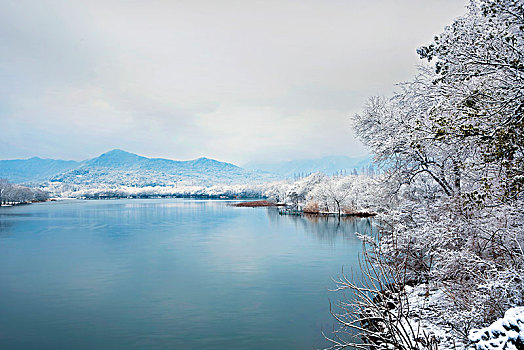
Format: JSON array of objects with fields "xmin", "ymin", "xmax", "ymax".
[
  {"xmin": 0, "ymin": 219, "xmax": 13, "ymax": 238},
  {"xmin": 265, "ymin": 207, "xmax": 375, "ymax": 243},
  {"xmin": 0, "ymin": 213, "xmax": 36, "ymax": 238}
]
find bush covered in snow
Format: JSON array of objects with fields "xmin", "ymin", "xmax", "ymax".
[
  {"xmin": 327, "ymin": 0, "xmax": 524, "ymax": 348},
  {"xmin": 469, "ymin": 307, "xmax": 524, "ymax": 350}
]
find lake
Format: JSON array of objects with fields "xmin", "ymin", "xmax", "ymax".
[{"xmin": 0, "ymin": 199, "xmax": 372, "ymax": 349}]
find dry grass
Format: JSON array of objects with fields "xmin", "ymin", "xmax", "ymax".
[{"xmin": 303, "ymin": 202, "xmax": 320, "ymax": 214}]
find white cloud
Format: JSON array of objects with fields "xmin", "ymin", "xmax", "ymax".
[{"xmin": 0, "ymin": 0, "xmax": 468, "ymax": 163}]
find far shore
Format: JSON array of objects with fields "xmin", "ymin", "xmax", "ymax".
[
  {"xmin": 232, "ymin": 200, "xmax": 286, "ymax": 207},
  {"xmin": 233, "ymin": 200, "xmax": 376, "ymax": 217}
]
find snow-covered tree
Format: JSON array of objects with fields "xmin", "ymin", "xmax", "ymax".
[
  {"xmin": 343, "ymin": 0, "xmax": 524, "ymax": 344},
  {"xmin": 0, "ymin": 179, "xmax": 49, "ymax": 205}
]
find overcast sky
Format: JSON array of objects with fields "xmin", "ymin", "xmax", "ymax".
[{"xmin": 0, "ymin": 0, "xmax": 468, "ymax": 164}]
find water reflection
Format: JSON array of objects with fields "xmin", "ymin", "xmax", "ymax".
[
  {"xmin": 0, "ymin": 199, "xmax": 367, "ymax": 350},
  {"xmin": 0, "ymin": 210, "xmax": 46, "ymax": 238},
  {"xmin": 0, "ymin": 219, "xmax": 12, "ymax": 237},
  {"xmin": 266, "ymin": 207, "xmax": 375, "ymax": 243}
]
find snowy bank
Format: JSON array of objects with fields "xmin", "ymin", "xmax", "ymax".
[{"xmin": 469, "ymin": 307, "xmax": 524, "ymax": 350}]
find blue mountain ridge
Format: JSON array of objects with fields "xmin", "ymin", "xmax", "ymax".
[
  {"xmin": 0, "ymin": 149, "xmax": 372, "ymax": 186},
  {"xmin": 0, "ymin": 157, "xmax": 80, "ymax": 184}
]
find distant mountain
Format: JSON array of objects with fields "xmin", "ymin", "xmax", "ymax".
[
  {"xmin": 245, "ymin": 155, "xmax": 373, "ymax": 178},
  {"xmin": 48, "ymin": 149, "xmax": 274, "ymax": 187},
  {"xmin": 0, "ymin": 157, "xmax": 79, "ymax": 184},
  {"xmin": 0, "ymin": 150, "xmax": 372, "ymax": 187}
]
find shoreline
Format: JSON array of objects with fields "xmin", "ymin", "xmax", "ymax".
[{"xmin": 232, "ymin": 200, "xmax": 286, "ymax": 207}]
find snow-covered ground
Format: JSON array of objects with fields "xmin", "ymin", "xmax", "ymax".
[
  {"xmin": 469, "ymin": 307, "xmax": 524, "ymax": 350},
  {"xmin": 401, "ymin": 285, "xmax": 523, "ymax": 350},
  {"xmin": 399, "ymin": 284, "xmax": 467, "ymax": 349}
]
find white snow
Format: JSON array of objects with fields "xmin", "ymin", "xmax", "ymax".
[
  {"xmin": 400, "ymin": 284, "xmax": 524, "ymax": 350},
  {"xmin": 402, "ymin": 283, "xmax": 468, "ymax": 350},
  {"xmin": 469, "ymin": 307, "xmax": 524, "ymax": 350}
]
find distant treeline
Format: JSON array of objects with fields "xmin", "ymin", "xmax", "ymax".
[
  {"xmin": 0, "ymin": 179, "xmax": 49, "ymax": 205},
  {"xmin": 63, "ymin": 186, "xmax": 264, "ymax": 200},
  {"xmin": 79, "ymin": 193, "xmax": 262, "ymax": 200},
  {"xmin": 292, "ymin": 164, "xmax": 376, "ymax": 181}
]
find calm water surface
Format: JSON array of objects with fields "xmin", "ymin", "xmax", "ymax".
[{"xmin": 0, "ymin": 199, "xmax": 372, "ymax": 349}]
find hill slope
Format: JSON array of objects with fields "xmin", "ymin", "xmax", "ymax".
[
  {"xmin": 0, "ymin": 150, "xmax": 372, "ymax": 187},
  {"xmin": 0, "ymin": 157, "xmax": 79, "ymax": 184},
  {"xmin": 49, "ymin": 149, "xmax": 273, "ymax": 186}
]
